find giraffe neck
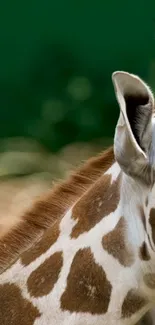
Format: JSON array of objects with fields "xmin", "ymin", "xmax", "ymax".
[
  {"xmin": 0, "ymin": 152, "xmax": 153, "ymax": 325},
  {"xmin": 0, "ymin": 147, "xmax": 114, "ymax": 274}
]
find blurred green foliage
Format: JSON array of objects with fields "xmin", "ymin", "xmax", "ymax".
[{"xmin": 0, "ymin": 0, "xmax": 155, "ymax": 152}]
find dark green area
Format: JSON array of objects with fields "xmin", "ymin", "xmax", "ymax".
[{"xmin": 0, "ymin": 0, "xmax": 155, "ymax": 152}]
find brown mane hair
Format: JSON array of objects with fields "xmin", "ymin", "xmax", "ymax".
[{"xmin": 0, "ymin": 146, "xmax": 114, "ymax": 273}]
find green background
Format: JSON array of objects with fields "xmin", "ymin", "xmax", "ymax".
[{"xmin": 0, "ymin": 0, "xmax": 155, "ymax": 152}]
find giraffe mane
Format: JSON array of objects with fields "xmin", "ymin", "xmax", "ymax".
[{"xmin": 0, "ymin": 146, "xmax": 114, "ymax": 273}]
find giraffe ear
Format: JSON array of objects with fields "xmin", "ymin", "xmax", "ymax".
[{"xmin": 112, "ymin": 71, "xmax": 154, "ymax": 180}]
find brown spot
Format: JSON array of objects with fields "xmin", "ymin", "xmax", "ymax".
[
  {"xmin": 122, "ymin": 289, "xmax": 147, "ymax": 318},
  {"xmin": 21, "ymin": 221, "xmax": 60, "ymax": 266},
  {"xmin": 27, "ymin": 251, "xmax": 63, "ymax": 297},
  {"xmin": 0, "ymin": 147, "xmax": 114, "ymax": 273},
  {"xmin": 139, "ymin": 242, "xmax": 150, "ymax": 261},
  {"xmin": 61, "ymin": 248, "xmax": 112, "ymax": 314},
  {"xmin": 102, "ymin": 217, "xmax": 134, "ymax": 266},
  {"xmin": 71, "ymin": 173, "xmax": 121, "ymax": 238},
  {"xmin": 0, "ymin": 283, "xmax": 41, "ymax": 324},
  {"xmin": 144, "ymin": 273, "xmax": 155, "ymax": 289},
  {"xmin": 149, "ymin": 208, "xmax": 155, "ymax": 245}
]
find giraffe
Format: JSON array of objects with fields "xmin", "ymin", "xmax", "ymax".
[{"xmin": 0, "ymin": 71, "xmax": 155, "ymax": 325}]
